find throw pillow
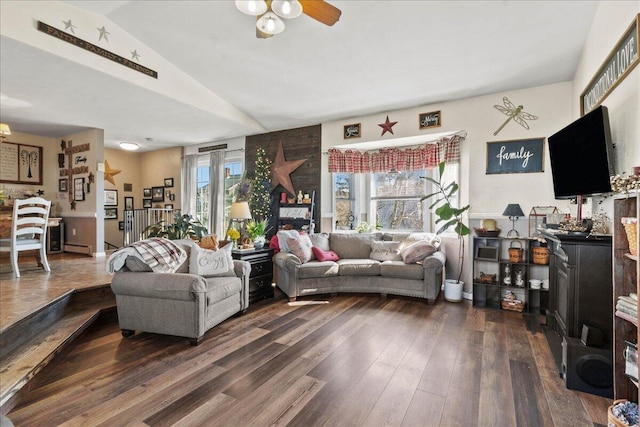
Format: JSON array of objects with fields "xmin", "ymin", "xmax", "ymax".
[
  {"xmin": 370, "ymin": 240, "xmax": 402, "ymax": 261},
  {"xmin": 189, "ymin": 242, "xmax": 235, "ymax": 277},
  {"xmin": 277, "ymin": 230, "xmax": 300, "ymax": 253},
  {"xmin": 287, "ymin": 234, "xmax": 314, "ymax": 263},
  {"xmin": 308, "ymin": 232, "xmax": 331, "ymax": 261},
  {"xmin": 401, "ymin": 240, "xmax": 437, "ymax": 264},
  {"xmin": 311, "ymin": 246, "xmax": 340, "ymax": 262}
]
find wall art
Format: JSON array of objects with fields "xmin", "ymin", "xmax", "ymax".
[{"xmin": 486, "ymin": 138, "xmax": 545, "ymax": 174}]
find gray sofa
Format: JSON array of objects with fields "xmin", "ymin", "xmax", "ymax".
[
  {"xmin": 110, "ymin": 239, "xmax": 250, "ymax": 345},
  {"xmin": 274, "ymin": 232, "xmax": 445, "ymax": 304}
]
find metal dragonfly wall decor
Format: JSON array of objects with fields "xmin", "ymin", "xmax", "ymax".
[{"xmin": 493, "ymin": 97, "xmax": 538, "ymax": 135}]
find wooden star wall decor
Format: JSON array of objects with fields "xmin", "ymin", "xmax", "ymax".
[
  {"xmin": 270, "ymin": 142, "xmax": 307, "ymax": 196},
  {"xmin": 103, "ymin": 159, "xmax": 121, "ymax": 186},
  {"xmin": 378, "ymin": 115, "xmax": 398, "ymax": 136}
]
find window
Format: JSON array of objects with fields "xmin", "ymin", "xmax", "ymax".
[
  {"xmin": 334, "ymin": 173, "xmax": 356, "ymax": 230},
  {"xmin": 195, "ymin": 157, "xmax": 243, "ymax": 233},
  {"xmin": 332, "ymin": 164, "xmax": 460, "ymax": 233}
]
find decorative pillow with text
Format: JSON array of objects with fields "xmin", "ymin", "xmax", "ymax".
[
  {"xmin": 189, "ymin": 242, "xmax": 235, "ymax": 277},
  {"xmin": 370, "ymin": 240, "xmax": 402, "ymax": 261}
]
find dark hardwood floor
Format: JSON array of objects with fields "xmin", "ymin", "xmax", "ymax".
[{"xmin": 7, "ymin": 291, "xmax": 610, "ymax": 426}]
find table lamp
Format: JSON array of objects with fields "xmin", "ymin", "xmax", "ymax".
[
  {"xmin": 228, "ymin": 201, "xmax": 252, "ymax": 242},
  {"xmin": 503, "ymin": 203, "xmax": 525, "ymax": 237}
]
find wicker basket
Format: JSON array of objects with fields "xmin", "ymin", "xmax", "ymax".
[
  {"xmin": 501, "ymin": 299, "xmax": 525, "ymax": 312},
  {"xmin": 607, "ymin": 399, "xmax": 636, "ymax": 427},
  {"xmin": 532, "ymin": 246, "xmax": 549, "ymax": 265},
  {"xmin": 622, "ymin": 218, "xmax": 638, "ymax": 256},
  {"xmin": 508, "ymin": 240, "xmax": 524, "ymax": 263}
]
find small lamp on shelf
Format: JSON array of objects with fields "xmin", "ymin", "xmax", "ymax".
[
  {"xmin": 227, "ymin": 201, "xmax": 252, "ymax": 245},
  {"xmin": 503, "ymin": 203, "xmax": 525, "ymax": 238}
]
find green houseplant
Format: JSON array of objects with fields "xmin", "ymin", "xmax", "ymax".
[
  {"xmin": 421, "ymin": 161, "xmax": 470, "ymax": 301},
  {"xmin": 246, "ymin": 218, "xmax": 270, "ymax": 248},
  {"xmin": 143, "ymin": 213, "xmax": 208, "ymax": 240}
]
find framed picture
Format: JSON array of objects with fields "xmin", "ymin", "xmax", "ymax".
[
  {"xmin": 0, "ymin": 142, "xmax": 43, "ymax": 185},
  {"xmin": 123, "ymin": 183, "xmax": 133, "ymax": 192},
  {"xmin": 104, "ymin": 207, "xmax": 117, "ymax": 219},
  {"xmin": 151, "ymin": 186, "xmax": 165, "ymax": 202},
  {"xmin": 164, "ymin": 177, "xmax": 174, "ymax": 188},
  {"xmin": 58, "ymin": 178, "xmax": 68, "ymax": 192},
  {"xmin": 143, "ymin": 198, "xmax": 152, "ymax": 208},
  {"xmin": 143, "ymin": 188, "xmax": 152, "ymax": 197},
  {"xmin": 343, "ymin": 123, "xmax": 361, "ymax": 139},
  {"xmin": 74, "ymin": 177, "xmax": 85, "ymax": 201},
  {"xmin": 164, "ymin": 204, "xmax": 174, "ymax": 210},
  {"xmin": 486, "ymin": 138, "xmax": 545, "ymax": 174},
  {"xmin": 104, "ymin": 189, "xmax": 118, "ymax": 206},
  {"xmin": 419, "ymin": 111, "xmax": 441, "ymax": 129},
  {"xmin": 124, "ymin": 196, "xmax": 134, "ymax": 210},
  {"xmin": 118, "ymin": 221, "xmax": 124, "ymax": 230}
]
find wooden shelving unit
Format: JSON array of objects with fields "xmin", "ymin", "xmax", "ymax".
[{"xmin": 612, "ymin": 191, "xmax": 639, "ymax": 401}]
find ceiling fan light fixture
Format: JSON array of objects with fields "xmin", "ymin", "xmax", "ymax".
[
  {"xmin": 271, "ymin": 0, "xmax": 303, "ymax": 19},
  {"xmin": 235, "ymin": 0, "xmax": 268, "ymax": 16},
  {"xmin": 119, "ymin": 141, "xmax": 139, "ymax": 151},
  {"xmin": 256, "ymin": 11, "xmax": 285, "ymax": 35}
]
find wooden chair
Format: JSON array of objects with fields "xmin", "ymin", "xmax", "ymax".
[{"xmin": 0, "ymin": 197, "xmax": 51, "ymax": 277}]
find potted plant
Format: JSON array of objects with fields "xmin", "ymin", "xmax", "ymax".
[
  {"xmin": 143, "ymin": 213, "xmax": 208, "ymax": 240},
  {"xmin": 246, "ymin": 218, "xmax": 269, "ymax": 249},
  {"xmin": 421, "ymin": 161, "xmax": 470, "ymax": 302}
]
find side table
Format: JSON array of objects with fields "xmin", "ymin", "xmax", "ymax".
[{"xmin": 231, "ymin": 247, "xmax": 274, "ymax": 304}]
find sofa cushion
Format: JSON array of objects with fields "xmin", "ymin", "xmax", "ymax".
[
  {"xmin": 277, "ymin": 230, "xmax": 300, "ymax": 253},
  {"xmin": 173, "ymin": 239, "xmax": 196, "ymax": 273},
  {"xmin": 205, "ymin": 275, "xmax": 241, "ymax": 306},
  {"xmin": 312, "ymin": 246, "xmax": 340, "ymax": 262},
  {"xmin": 308, "ymin": 232, "xmax": 330, "ymax": 261},
  {"xmin": 370, "ymin": 240, "xmax": 402, "ymax": 261},
  {"xmin": 380, "ymin": 261, "xmax": 424, "ymax": 280},
  {"xmin": 298, "ymin": 261, "xmax": 340, "ymax": 279},
  {"xmin": 401, "ymin": 240, "xmax": 437, "ymax": 264},
  {"xmin": 329, "ymin": 233, "xmax": 380, "ymax": 259},
  {"xmin": 189, "ymin": 243, "xmax": 236, "ymax": 277},
  {"xmin": 287, "ymin": 234, "xmax": 314, "ymax": 263},
  {"xmin": 337, "ymin": 259, "xmax": 381, "ymax": 276}
]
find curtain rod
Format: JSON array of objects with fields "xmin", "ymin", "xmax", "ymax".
[{"xmin": 322, "ymin": 131, "xmax": 466, "ymax": 154}]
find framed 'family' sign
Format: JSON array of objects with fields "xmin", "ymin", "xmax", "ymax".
[{"xmin": 486, "ymin": 138, "xmax": 545, "ymax": 174}]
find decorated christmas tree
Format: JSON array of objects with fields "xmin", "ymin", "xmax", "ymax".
[{"xmin": 250, "ymin": 147, "xmax": 272, "ymax": 221}]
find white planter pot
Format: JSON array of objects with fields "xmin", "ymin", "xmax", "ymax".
[{"xmin": 444, "ymin": 279, "xmax": 464, "ymax": 302}]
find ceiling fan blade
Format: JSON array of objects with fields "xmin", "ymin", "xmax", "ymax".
[{"xmin": 299, "ymin": 0, "xmax": 341, "ymax": 26}]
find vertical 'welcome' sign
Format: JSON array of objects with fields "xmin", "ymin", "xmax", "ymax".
[{"xmin": 486, "ymin": 138, "xmax": 545, "ymax": 174}]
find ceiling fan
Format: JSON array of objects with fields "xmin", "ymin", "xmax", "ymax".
[{"xmin": 235, "ymin": 0, "xmax": 341, "ymax": 38}]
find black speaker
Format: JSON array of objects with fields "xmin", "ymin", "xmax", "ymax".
[
  {"xmin": 581, "ymin": 324, "xmax": 605, "ymax": 347},
  {"xmin": 562, "ymin": 337, "xmax": 613, "ymax": 398}
]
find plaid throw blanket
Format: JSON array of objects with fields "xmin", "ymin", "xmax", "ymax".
[{"xmin": 106, "ymin": 238, "xmax": 187, "ymax": 273}]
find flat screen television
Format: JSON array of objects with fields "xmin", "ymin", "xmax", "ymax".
[{"xmin": 547, "ymin": 105, "xmax": 614, "ymax": 199}]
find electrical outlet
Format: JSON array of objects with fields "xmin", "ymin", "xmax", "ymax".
[{"xmin": 72, "ymin": 228, "xmax": 76, "ymax": 236}]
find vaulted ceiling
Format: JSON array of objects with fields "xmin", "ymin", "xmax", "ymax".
[{"xmin": 0, "ymin": 1, "xmax": 599, "ymax": 151}]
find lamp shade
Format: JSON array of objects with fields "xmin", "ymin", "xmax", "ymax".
[
  {"xmin": 271, "ymin": 0, "xmax": 303, "ymax": 19},
  {"xmin": 256, "ymin": 11, "xmax": 285, "ymax": 35},
  {"xmin": 503, "ymin": 204, "xmax": 525, "ymax": 218},
  {"xmin": 230, "ymin": 201, "xmax": 252, "ymax": 219},
  {"xmin": 235, "ymin": 0, "xmax": 268, "ymax": 15},
  {"xmin": 0, "ymin": 123, "xmax": 11, "ymax": 137}
]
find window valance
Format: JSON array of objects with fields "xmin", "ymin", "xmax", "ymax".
[{"xmin": 328, "ymin": 134, "xmax": 464, "ymax": 173}]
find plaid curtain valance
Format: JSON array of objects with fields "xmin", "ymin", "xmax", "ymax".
[{"xmin": 328, "ymin": 134, "xmax": 463, "ymax": 173}]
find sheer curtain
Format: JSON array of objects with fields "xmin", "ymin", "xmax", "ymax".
[
  {"xmin": 208, "ymin": 151, "xmax": 226, "ymax": 237},
  {"xmin": 181, "ymin": 154, "xmax": 198, "ymax": 216}
]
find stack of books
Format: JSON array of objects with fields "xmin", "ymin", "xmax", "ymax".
[{"xmin": 616, "ymin": 293, "xmax": 638, "ymax": 324}]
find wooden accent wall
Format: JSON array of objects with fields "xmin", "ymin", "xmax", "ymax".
[{"xmin": 245, "ymin": 124, "xmax": 322, "ymax": 236}]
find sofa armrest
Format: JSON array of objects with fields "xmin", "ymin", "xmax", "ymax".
[
  {"xmin": 111, "ymin": 271, "xmax": 207, "ymax": 301},
  {"xmin": 422, "ymin": 251, "xmax": 446, "ymax": 269},
  {"xmin": 273, "ymin": 252, "xmax": 302, "ymax": 273},
  {"xmin": 233, "ymin": 260, "xmax": 251, "ymax": 309}
]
